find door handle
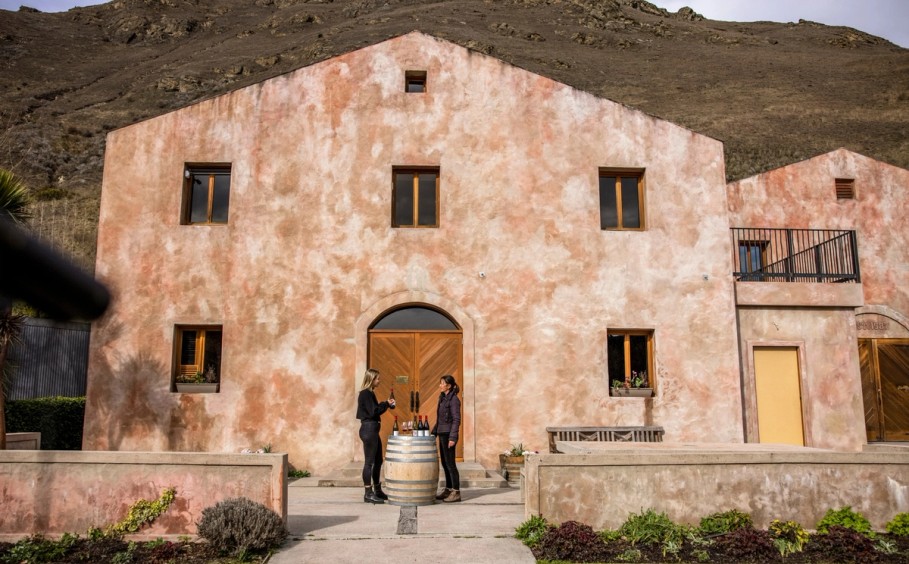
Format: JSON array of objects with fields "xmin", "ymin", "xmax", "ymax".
[
  {"xmin": 416, "ymin": 391, "xmax": 420, "ymax": 412},
  {"xmin": 410, "ymin": 390, "xmax": 415, "ymax": 411}
]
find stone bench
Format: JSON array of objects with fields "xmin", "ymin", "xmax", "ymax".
[{"xmin": 546, "ymin": 426, "xmax": 665, "ymax": 453}]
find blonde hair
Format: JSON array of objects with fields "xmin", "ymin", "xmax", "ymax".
[{"xmin": 360, "ymin": 368, "xmax": 380, "ymax": 391}]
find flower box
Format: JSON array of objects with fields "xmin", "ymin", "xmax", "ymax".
[
  {"xmin": 610, "ymin": 387, "xmax": 653, "ymax": 398},
  {"xmin": 175, "ymin": 382, "xmax": 219, "ymax": 393}
]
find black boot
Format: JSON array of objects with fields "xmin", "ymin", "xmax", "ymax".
[
  {"xmin": 363, "ymin": 486, "xmax": 385, "ymax": 504},
  {"xmin": 373, "ymin": 484, "xmax": 389, "ymax": 500}
]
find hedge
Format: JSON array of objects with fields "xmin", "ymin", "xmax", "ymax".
[{"xmin": 5, "ymin": 396, "xmax": 85, "ymax": 450}]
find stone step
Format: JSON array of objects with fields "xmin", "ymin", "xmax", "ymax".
[{"xmin": 314, "ymin": 461, "xmax": 508, "ymax": 488}]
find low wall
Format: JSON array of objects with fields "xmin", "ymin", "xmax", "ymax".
[
  {"xmin": 524, "ymin": 443, "xmax": 909, "ymax": 530},
  {"xmin": 5, "ymin": 432, "xmax": 41, "ymax": 450},
  {"xmin": 0, "ymin": 450, "xmax": 287, "ymax": 540}
]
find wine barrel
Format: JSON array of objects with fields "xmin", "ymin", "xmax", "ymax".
[{"xmin": 384, "ymin": 435, "xmax": 440, "ymax": 506}]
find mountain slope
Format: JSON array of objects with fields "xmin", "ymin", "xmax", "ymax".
[{"xmin": 1, "ymin": 0, "xmax": 907, "ymax": 267}]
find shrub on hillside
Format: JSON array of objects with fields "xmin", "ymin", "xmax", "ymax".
[{"xmin": 196, "ymin": 498, "xmax": 288, "ymax": 558}]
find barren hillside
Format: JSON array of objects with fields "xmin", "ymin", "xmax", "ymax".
[{"xmin": 1, "ymin": 0, "xmax": 907, "ymax": 268}]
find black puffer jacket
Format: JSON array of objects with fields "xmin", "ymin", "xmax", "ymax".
[{"xmin": 432, "ymin": 390, "xmax": 461, "ymax": 444}]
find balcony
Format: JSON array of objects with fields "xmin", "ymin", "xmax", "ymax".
[{"xmin": 731, "ymin": 228, "xmax": 861, "ymax": 284}]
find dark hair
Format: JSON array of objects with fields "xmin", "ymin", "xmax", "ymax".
[{"xmin": 441, "ymin": 374, "xmax": 459, "ymax": 395}]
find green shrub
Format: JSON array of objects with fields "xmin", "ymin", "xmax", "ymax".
[
  {"xmin": 196, "ymin": 497, "xmax": 288, "ymax": 558},
  {"xmin": 515, "ymin": 514, "xmax": 550, "ymax": 548},
  {"xmin": 105, "ymin": 488, "xmax": 176, "ymax": 537},
  {"xmin": 886, "ymin": 512, "xmax": 909, "ymax": 536},
  {"xmin": 288, "ymin": 469, "xmax": 310, "ymax": 478},
  {"xmin": 619, "ymin": 508, "xmax": 686, "ymax": 548},
  {"xmin": 5, "ymin": 396, "xmax": 85, "ymax": 450},
  {"xmin": 816, "ymin": 506, "xmax": 873, "ymax": 536},
  {"xmin": 769, "ymin": 519, "xmax": 808, "ymax": 557},
  {"xmin": 0, "ymin": 533, "xmax": 78, "ymax": 563},
  {"xmin": 698, "ymin": 509, "xmax": 752, "ymax": 535}
]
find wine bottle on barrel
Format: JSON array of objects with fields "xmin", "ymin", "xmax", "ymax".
[{"xmin": 393, "ymin": 416, "xmax": 399, "ymax": 436}]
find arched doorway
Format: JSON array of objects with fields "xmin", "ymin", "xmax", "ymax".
[{"xmin": 368, "ymin": 305, "xmax": 464, "ymax": 458}]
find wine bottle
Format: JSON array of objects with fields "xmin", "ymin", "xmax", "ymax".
[
  {"xmin": 421, "ymin": 415, "xmax": 428, "ymax": 437},
  {"xmin": 389, "ymin": 387, "xmax": 395, "ymax": 402},
  {"xmin": 392, "ymin": 415, "xmax": 399, "ymax": 436},
  {"xmin": 413, "ymin": 414, "xmax": 419, "ymax": 436}
]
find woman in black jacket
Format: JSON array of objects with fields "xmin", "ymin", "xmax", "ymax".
[
  {"xmin": 431, "ymin": 374, "xmax": 462, "ymax": 503},
  {"xmin": 356, "ymin": 368, "xmax": 395, "ymax": 504}
]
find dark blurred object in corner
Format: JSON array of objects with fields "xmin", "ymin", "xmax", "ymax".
[{"xmin": 0, "ymin": 217, "xmax": 110, "ymax": 321}]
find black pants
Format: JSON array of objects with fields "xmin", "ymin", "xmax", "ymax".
[
  {"xmin": 359, "ymin": 420, "xmax": 383, "ymax": 486},
  {"xmin": 438, "ymin": 432, "xmax": 460, "ymax": 490}
]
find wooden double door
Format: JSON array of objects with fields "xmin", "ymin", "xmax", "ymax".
[
  {"xmin": 860, "ymin": 339, "xmax": 909, "ymax": 441},
  {"xmin": 368, "ymin": 330, "xmax": 463, "ymax": 458}
]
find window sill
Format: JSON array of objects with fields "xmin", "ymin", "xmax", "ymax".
[
  {"xmin": 610, "ymin": 388, "xmax": 653, "ymax": 398},
  {"xmin": 175, "ymin": 383, "xmax": 220, "ymax": 393}
]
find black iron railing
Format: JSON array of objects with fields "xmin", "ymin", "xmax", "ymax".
[{"xmin": 731, "ymin": 228, "xmax": 860, "ymax": 283}]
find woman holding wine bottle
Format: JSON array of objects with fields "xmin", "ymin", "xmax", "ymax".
[
  {"xmin": 431, "ymin": 374, "xmax": 462, "ymax": 503},
  {"xmin": 356, "ymin": 368, "xmax": 395, "ymax": 504}
]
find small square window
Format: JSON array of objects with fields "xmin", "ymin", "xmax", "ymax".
[
  {"xmin": 405, "ymin": 70, "xmax": 427, "ymax": 93},
  {"xmin": 393, "ymin": 167, "xmax": 439, "ymax": 228},
  {"xmin": 607, "ymin": 330, "xmax": 654, "ymax": 396},
  {"xmin": 835, "ymin": 178, "xmax": 855, "ymax": 200},
  {"xmin": 599, "ymin": 169, "xmax": 645, "ymax": 230},
  {"xmin": 173, "ymin": 325, "xmax": 222, "ymax": 392},
  {"xmin": 182, "ymin": 164, "xmax": 231, "ymax": 225}
]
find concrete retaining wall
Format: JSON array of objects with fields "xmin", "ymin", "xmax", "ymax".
[
  {"xmin": 0, "ymin": 451, "xmax": 287, "ymax": 540},
  {"xmin": 524, "ymin": 443, "xmax": 909, "ymax": 530}
]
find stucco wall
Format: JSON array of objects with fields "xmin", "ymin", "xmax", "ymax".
[
  {"xmin": 87, "ymin": 32, "xmax": 742, "ymax": 474},
  {"xmin": 525, "ymin": 446, "xmax": 909, "ymax": 530},
  {"xmin": 736, "ymin": 306, "xmax": 866, "ymax": 450},
  {"xmin": 728, "ymin": 148, "xmax": 909, "ymax": 326},
  {"xmin": 0, "ymin": 451, "xmax": 286, "ymax": 539}
]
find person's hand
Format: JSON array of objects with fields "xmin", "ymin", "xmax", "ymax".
[
  {"xmin": 388, "ymin": 398, "xmax": 396, "ymax": 407},
  {"xmin": 448, "ymin": 440, "xmax": 455, "ymax": 448}
]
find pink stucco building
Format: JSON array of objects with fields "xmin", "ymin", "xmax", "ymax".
[{"xmin": 85, "ymin": 32, "xmax": 909, "ymax": 475}]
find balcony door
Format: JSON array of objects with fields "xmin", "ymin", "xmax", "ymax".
[
  {"xmin": 860, "ymin": 339, "xmax": 909, "ymax": 441},
  {"xmin": 368, "ymin": 306, "xmax": 463, "ymax": 458}
]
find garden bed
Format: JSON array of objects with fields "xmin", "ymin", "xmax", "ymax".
[
  {"xmin": 0, "ymin": 537, "xmax": 268, "ymax": 563},
  {"xmin": 518, "ymin": 507, "xmax": 909, "ymax": 563}
]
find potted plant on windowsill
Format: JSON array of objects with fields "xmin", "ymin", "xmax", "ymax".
[
  {"xmin": 610, "ymin": 371, "xmax": 653, "ymax": 397},
  {"xmin": 175, "ymin": 367, "xmax": 219, "ymax": 393}
]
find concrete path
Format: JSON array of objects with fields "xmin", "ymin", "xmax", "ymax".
[{"xmin": 269, "ymin": 482, "xmax": 535, "ymax": 563}]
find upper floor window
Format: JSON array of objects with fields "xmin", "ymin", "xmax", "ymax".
[
  {"xmin": 183, "ymin": 164, "xmax": 231, "ymax": 225},
  {"xmin": 405, "ymin": 70, "xmax": 427, "ymax": 93},
  {"xmin": 393, "ymin": 168, "xmax": 439, "ymax": 228},
  {"xmin": 599, "ymin": 169, "xmax": 644, "ymax": 230}
]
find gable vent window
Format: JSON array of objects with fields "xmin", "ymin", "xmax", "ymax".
[
  {"xmin": 835, "ymin": 178, "xmax": 855, "ymax": 200},
  {"xmin": 405, "ymin": 70, "xmax": 427, "ymax": 93}
]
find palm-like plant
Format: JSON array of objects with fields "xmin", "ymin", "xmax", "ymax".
[{"xmin": 0, "ymin": 167, "xmax": 32, "ymax": 449}]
